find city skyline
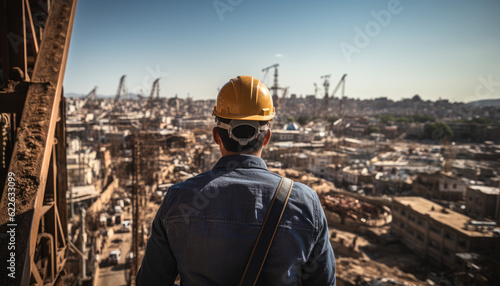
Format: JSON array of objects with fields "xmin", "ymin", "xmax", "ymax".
[{"xmin": 64, "ymin": 0, "xmax": 500, "ymax": 103}]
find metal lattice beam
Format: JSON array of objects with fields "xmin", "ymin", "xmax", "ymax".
[{"xmin": 0, "ymin": 0, "xmax": 77, "ymax": 285}]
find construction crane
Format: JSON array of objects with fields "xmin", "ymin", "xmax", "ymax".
[
  {"xmin": 83, "ymin": 86, "xmax": 97, "ymax": 108},
  {"xmin": 314, "ymin": 83, "xmax": 319, "ymax": 98},
  {"xmin": 281, "ymin": 86, "xmax": 289, "ymax": 99},
  {"xmin": 320, "ymin": 74, "xmax": 331, "ymax": 115},
  {"xmin": 262, "ymin": 64, "xmax": 280, "ymax": 108},
  {"xmin": 115, "ymin": 75, "xmax": 127, "ymax": 104},
  {"xmin": 144, "ymin": 78, "xmax": 161, "ymax": 122},
  {"xmin": 85, "ymin": 86, "xmax": 97, "ymax": 102},
  {"xmin": 330, "ymin": 74, "xmax": 347, "ymax": 118},
  {"xmin": 149, "ymin": 78, "xmax": 160, "ymax": 100},
  {"xmin": 321, "ymin": 74, "xmax": 331, "ymax": 99},
  {"xmin": 279, "ymin": 86, "xmax": 289, "ymax": 107}
]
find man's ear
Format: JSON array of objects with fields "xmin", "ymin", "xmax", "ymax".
[
  {"xmin": 212, "ymin": 127, "xmax": 221, "ymax": 145},
  {"xmin": 262, "ymin": 129, "xmax": 271, "ymax": 146}
]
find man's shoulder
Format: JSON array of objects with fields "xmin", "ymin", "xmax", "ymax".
[
  {"xmin": 291, "ymin": 180, "xmax": 317, "ymax": 194},
  {"xmin": 167, "ymin": 169, "xmax": 217, "ymax": 191},
  {"xmin": 168, "ymin": 169, "xmax": 316, "ymax": 196}
]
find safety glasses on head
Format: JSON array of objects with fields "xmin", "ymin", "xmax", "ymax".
[{"xmin": 216, "ymin": 119, "xmax": 269, "ymax": 146}]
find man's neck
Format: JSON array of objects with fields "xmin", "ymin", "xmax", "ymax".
[{"xmin": 220, "ymin": 149, "xmax": 262, "ymax": 158}]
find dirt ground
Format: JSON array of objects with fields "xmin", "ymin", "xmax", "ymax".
[{"xmin": 330, "ymin": 227, "xmax": 429, "ymax": 285}]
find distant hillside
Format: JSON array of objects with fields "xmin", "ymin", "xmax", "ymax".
[
  {"xmin": 65, "ymin": 93, "xmax": 140, "ymax": 99},
  {"xmin": 468, "ymin": 99, "xmax": 500, "ymax": 107},
  {"xmin": 65, "ymin": 92, "xmax": 84, "ymax": 98}
]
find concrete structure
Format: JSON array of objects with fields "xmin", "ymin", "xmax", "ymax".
[
  {"xmin": 466, "ymin": 185, "xmax": 500, "ymax": 221},
  {"xmin": 412, "ymin": 172, "xmax": 466, "ymax": 201},
  {"xmin": 333, "ymin": 166, "xmax": 374, "ymax": 186},
  {"xmin": 272, "ymin": 130, "xmax": 310, "ymax": 142},
  {"xmin": 391, "ymin": 197, "xmax": 500, "ymax": 269},
  {"xmin": 308, "ymin": 151, "xmax": 346, "ymax": 178}
]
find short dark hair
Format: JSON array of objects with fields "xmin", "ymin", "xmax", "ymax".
[{"xmin": 216, "ymin": 117, "xmax": 269, "ymax": 154}]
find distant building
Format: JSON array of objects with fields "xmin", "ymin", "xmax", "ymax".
[
  {"xmin": 67, "ymin": 185, "xmax": 99, "ymax": 208},
  {"xmin": 282, "ymin": 152, "xmax": 309, "ymax": 171},
  {"xmin": 412, "ymin": 172, "xmax": 466, "ymax": 201},
  {"xmin": 308, "ymin": 151, "xmax": 346, "ymax": 178},
  {"xmin": 272, "ymin": 130, "xmax": 309, "ymax": 142},
  {"xmin": 284, "ymin": 122, "xmax": 300, "ymax": 131},
  {"xmin": 384, "ymin": 126, "xmax": 398, "ymax": 139},
  {"xmin": 176, "ymin": 117, "xmax": 211, "ymax": 129},
  {"xmin": 67, "ymin": 144, "xmax": 101, "ymax": 187},
  {"xmin": 466, "ymin": 186, "xmax": 500, "ymax": 221},
  {"xmin": 344, "ymin": 124, "xmax": 367, "ymax": 137},
  {"xmin": 448, "ymin": 122, "xmax": 500, "ymax": 143},
  {"xmin": 391, "ymin": 197, "xmax": 500, "ymax": 269},
  {"xmin": 334, "ymin": 166, "xmax": 374, "ymax": 186},
  {"xmin": 406, "ymin": 123, "xmax": 424, "ymax": 139}
]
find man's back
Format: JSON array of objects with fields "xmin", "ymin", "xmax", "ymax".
[{"xmin": 137, "ymin": 154, "xmax": 336, "ymax": 285}]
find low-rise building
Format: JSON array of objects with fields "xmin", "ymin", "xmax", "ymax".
[
  {"xmin": 308, "ymin": 151, "xmax": 346, "ymax": 178},
  {"xmin": 466, "ymin": 185, "xmax": 500, "ymax": 221},
  {"xmin": 392, "ymin": 197, "xmax": 500, "ymax": 269},
  {"xmin": 412, "ymin": 172, "xmax": 466, "ymax": 201},
  {"xmin": 272, "ymin": 130, "xmax": 310, "ymax": 143}
]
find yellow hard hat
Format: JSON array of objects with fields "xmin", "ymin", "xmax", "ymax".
[{"xmin": 213, "ymin": 76, "xmax": 275, "ymax": 121}]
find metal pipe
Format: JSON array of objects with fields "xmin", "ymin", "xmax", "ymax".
[
  {"xmin": 24, "ymin": 0, "xmax": 39, "ymax": 54},
  {"xmin": 22, "ymin": 0, "xmax": 28, "ymax": 80},
  {"xmin": 81, "ymin": 208, "xmax": 86, "ymax": 280}
]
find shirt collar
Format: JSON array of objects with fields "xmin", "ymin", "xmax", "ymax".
[{"xmin": 212, "ymin": 154, "xmax": 269, "ymax": 171}]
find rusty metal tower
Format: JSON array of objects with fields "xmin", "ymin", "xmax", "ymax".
[{"xmin": 0, "ymin": 0, "xmax": 78, "ymax": 285}]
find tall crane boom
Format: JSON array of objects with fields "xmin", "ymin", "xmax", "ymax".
[
  {"xmin": 149, "ymin": 78, "xmax": 160, "ymax": 100},
  {"xmin": 330, "ymin": 74, "xmax": 347, "ymax": 118},
  {"xmin": 262, "ymin": 64, "xmax": 280, "ymax": 107},
  {"xmin": 321, "ymin": 74, "xmax": 331, "ymax": 99},
  {"xmin": 115, "ymin": 75, "xmax": 127, "ymax": 103},
  {"xmin": 85, "ymin": 86, "xmax": 97, "ymax": 101},
  {"xmin": 83, "ymin": 86, "xmax": 98, "ymax": 109},
  {"xmin": 330, "ymin": 74, "xmax": 347, "ymax": 99}
]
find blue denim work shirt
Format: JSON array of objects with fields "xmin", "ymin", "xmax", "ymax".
[{"xmin": 137, "ymin": 154, "xmax": 336, "ymax": 285}]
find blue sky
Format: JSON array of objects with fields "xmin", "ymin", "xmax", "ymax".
[{"xmin": 64, "ymin": 0, "xmax": 500, "ymax": 102}]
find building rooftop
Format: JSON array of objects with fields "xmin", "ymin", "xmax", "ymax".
[
  {"xmin": 394, "ymin": 196, "xmax": 498, "ymax": 238},
  {"xmin": 467, "ymin": 185, "xmax": 500, "ymax": 195}
]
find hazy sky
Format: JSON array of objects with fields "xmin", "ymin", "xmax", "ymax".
[{"xmin": 64, "ymin": 0, "xmax": 500, "ymax": 102}]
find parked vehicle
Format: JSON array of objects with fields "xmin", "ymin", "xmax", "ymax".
[
  {"xmin": 99, "ymin": 249, "xmax": 121, "ymax": 267},
  {"xmin": 115, "ymin": 214, "xmax": 121, "ymax": 225},
  {"xmin": 121, "ymin": 220, "xmax": 131, "ymax": 232},
  {"xmin": 99, "ymin": 214, "xmax": 107, "ymax": 227},
  {"xmin": 108, "ymin": 249, "xmax": 121, "ymax": 265}
]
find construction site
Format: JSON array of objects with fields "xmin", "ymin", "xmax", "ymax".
[{"xmin": 2, "ymin": 1, "xmax": 500, "ymax": 286}]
